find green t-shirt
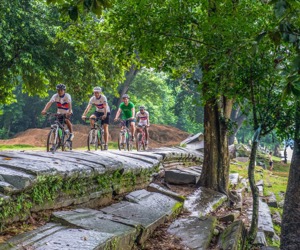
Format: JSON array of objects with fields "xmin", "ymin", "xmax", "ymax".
[{"xmin": 119, "ymin": 102, "xmax": 135, "ymax": 119}]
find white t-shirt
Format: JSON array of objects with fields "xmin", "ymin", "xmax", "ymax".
[
  {"xmin": 49, "ymin": 93, "xmax": 72, "ymax": 114},
  {"xmin": 89, "ymin": 95, "xmax": 110, "ymax": 113},
  {"xmin": 136, "ymin": 111, "xmax": 149, "ymax": 126}
]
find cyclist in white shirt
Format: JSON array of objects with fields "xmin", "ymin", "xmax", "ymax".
[
  {"xmin": 136, "ymin": 106, "xmax": 150, "ymax": 145},
  {"xmin": 41, "ymin": 84, "xmax": 74, "ymax": 141},
  {"xmin": 82, "ymin": 87, "xmax": 110, "ymax": 150}
]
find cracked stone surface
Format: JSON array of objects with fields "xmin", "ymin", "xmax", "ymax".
[
  {"xmin": 184, "ymin": 187, "xmax": 227, "ymax": 217},
  {"xmin": 0, "ymin": 190, "xmax": 182, "ymax": 249},
  {"xmin": 247, "ymin": 199, "xmax": 275, "ymax": 237},
  {"xmin": 168, "ymin": 216, "xmax": 217, "ymax": 250}
]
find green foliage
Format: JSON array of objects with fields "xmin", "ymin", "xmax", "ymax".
[{"xmin": 0, "ymin": 0, "xmax": 130, "ymax": 105}]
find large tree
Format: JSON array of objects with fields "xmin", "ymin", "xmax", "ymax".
[
  {"xmin": 96, "ymin": 0, "xmax": 274, "ymax": 194},
  {"xmin": 271, "ymin": 1, "xmax": 300, "ymax": 249}
]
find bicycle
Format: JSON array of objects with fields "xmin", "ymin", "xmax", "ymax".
[
  {"xmin": 136, "ymin": 125, "xmax": 148, "ymax": 151},
  {"xmin": 46, "ymin": 113, "xmax": 72, "ymax": 153},
  {"xmin": 86, "ymin": 117, "xmax": 105, "ymax": 151},
  {"xmin": 116, "ymin": 119, "xmax": 134, "ymax": 151}
]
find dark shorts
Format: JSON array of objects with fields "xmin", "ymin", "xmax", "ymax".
[
  {"xmin": 121, "ymin": 119, "xmax": 136, "ymax": 128},
  {"xmin": 93, "ymin": 111, "xmax": 110, "ymax": 125},
  {"xmin": 58, "ymin": 114, "xmax": 71, "ymax": 124},
  {"xmin": 269, "ymin": 161, "xmax": 273, "ymax": 166}
]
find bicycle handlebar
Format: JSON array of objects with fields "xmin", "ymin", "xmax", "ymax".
[
  {"xmin": 46, "ymin": 112, "xmax": 66, "ymax": 117},
  {"xmin": 83, "ymin": 117, "xmax": 103, "ymax": 122},
  {"xmin": 115, "ymin": 118, "xmax": 134, "ymax": 122}
]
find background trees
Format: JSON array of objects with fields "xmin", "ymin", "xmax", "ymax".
[{"xmin": 1, "ymin": 1, "xmax": 300, "ymax": 246}]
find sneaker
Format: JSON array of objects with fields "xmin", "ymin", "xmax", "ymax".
[
  {"xmin": 104, "ymin": 144, "xmax": 108, "ymax": 150},
  {"xmin": 67, "ymin": 133, "xmax": 74, "ymax": 141}
]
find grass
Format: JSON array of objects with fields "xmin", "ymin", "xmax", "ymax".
[
  {"xmin": 0, "ymin": 144, "xmax": 44, "ymax": 151},
  {"xmin": 0, "ymin": 141, "xmax": 121, "ymax": 151},
  {"xmin": 230, "ymin": 153, "xmax": 289, "ymax": 248}
]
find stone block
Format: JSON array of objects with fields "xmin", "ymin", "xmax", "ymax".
[
  {"xmin": 219, "ymin": 211, "xmax": 241, "ymax": 223},
  {"xmin": 102, "ymin": 190, "xmax": 180, "ymax": 244},
  {"xmin": 184, "ymin": 187, "xmax": 227, "ymax": 217},
  {"xmin": 168, "ymin": 216, "xmax": 217, "ymax": 250},
  {"xmin": 253, "ymin": 230, "xmax": 267, "ymax": 246},
  {"xmin": 267, "ymin": 192, "xmax": 278, "ymax": 208},
  {"xmin": 165, "ymin": 169, "xmax": 200, "ymax": 184},
  {"xmin": 52, "ymin": 209, "xmax": 139, "ymax": 250},
  {"xmin": 218, "ymin": 220, "xmax": 246, "ymax": 250},
  {"xmin": 147, "ymin": 183, "xmax": 185, "ymax": 202},
  {"xmin": 0, "ymin": 223, "xmax": 114, "ymax": 250},
  {"xmin": 229, "ymin": 173, "xmax": 239, "ymax": 186}
]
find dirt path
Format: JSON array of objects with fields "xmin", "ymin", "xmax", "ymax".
[{"xmin": 0, "ymin": 124, "xmax": 190, "ymax": 149}]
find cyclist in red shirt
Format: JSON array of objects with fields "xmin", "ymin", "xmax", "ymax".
[{"xmin": 41, "ymin": 84, "xmax": 74, "ymax": 141}]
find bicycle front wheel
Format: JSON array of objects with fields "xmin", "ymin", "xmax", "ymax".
[
  {"xmin": 99, "ymin": 129, "xmax": 104, "ymax": 151},
  {"xmin": 118, "ymin": 132, "xmax": 125, "ymax": 151},
  {"xmin": 62, "ymin": 134, "xmax": 72, "ymax": 151},
  {"xmin": 87, "ymin": 129, "xmax": 98, "ymax": 151},
  {"xmin": 47, "ymin": 129, "xmax": 59, "ymax": 152},
  {"xmin": 136, "ymin": 133, "xmax": 142, "ymax": 151},
  {"xmin": 126, "ymin": 132, "xmax": 133, "ymax": 151}
]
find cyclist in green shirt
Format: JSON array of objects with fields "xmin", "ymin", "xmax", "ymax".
[{"xmin": 114, "ymin": 94, "xmax": 136, "ymax": 141}]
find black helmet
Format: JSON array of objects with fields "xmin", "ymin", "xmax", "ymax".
[
  {"xmin": 56, "ymin": 84, "xmax": 66, "ymax": 90},
  {"xmin": 139, "ymin": 106, "xmax": 145, "ymax": 110},
  {"xmin": 122, "ymin": 94, "xmax": 129, "ymax": 99}
]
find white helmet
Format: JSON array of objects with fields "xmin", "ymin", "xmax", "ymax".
[{"xmin": 93, "ymin": 86, "xmax": 102, "ymax": 93}]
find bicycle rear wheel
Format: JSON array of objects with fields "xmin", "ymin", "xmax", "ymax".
[
  {"xmin": 87, "ymin": 129, "xmax": 98, "ymax": 151},
  {"xmin": 47, "ymin": 129, "xmax": 59, "ymax": 152}
]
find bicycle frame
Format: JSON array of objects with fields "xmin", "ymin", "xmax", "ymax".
[
  {"xmin": 136, "ymin": 125, "xmax": 147, "ymax": 151},
  {"xmin": 118, "ymin": 119, "xmax": 133, "ymax": 151},
  {"xmin": 87, "ymin": 117, "xmax": 105, "ymax": 151},
  {"xmin": 47, "ymin": 113, "xmax": 71, "ymax": 153}
]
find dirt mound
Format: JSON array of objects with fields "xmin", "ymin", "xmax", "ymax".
[{"xmin": 0, "ymin": 124, "xmax": 190, "ymax": 149}]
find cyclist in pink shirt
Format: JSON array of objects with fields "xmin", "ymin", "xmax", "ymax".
[{"xmin": 136, "ymin": 106, "xmax": 150, "ymax": 145}]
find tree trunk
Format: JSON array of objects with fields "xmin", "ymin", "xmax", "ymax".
[
  {"xmin": 228, "ymin": 106, "xmax": 247, "ymax": 145},
  {"xmin": 273, "ymin": 143, "xmax": 281, "ymax": 158},
  {"xmin": 198, "ymin": 96, "xmax": 232, "ymax": 194},
  {"xmin": 281, "ymin": 101, "xmax": 300, "ymax": 249},
  {"xmin": 283, "ymin": 146, "xmax": 287, "ymax": 164},
  {"xmin": 247, "ymin": 131, "xmax": 260, "ymax": 242}
]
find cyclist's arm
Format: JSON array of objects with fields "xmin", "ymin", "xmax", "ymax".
[
  {"xmin": 103, "ymin": 103, "xmax": 107, "ymax": 117},
  {"xmin": 147, "ymin": 113, "xmax": 150, "ymax": 126},
  {"xmin": 68, "ymin": 102, "xmax": 73, "ymax": 115},
  {"xmin": 115, "ymin": 108, "xmax": 122, "ymax": 120},
  {"xmin": 41, "ymin": 101, "xmax": 53, "ymax": 115},
  {"xmin": 82, "ymin": 104, "xmax": 92, "ymax": 118},
  {"xmin": 131, "ymin": 108, "xmax": 135, "ymax": 120}
]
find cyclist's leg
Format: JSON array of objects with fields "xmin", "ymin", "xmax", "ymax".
[
  {"xmin": 90, "ymin": 111, "xmax": 100, "ymax": 128},
  {"xmin": 135, "ymin": 125, "xmax": 140, "ymax": 139},
  {"xmin": 130, "ymin": 119, "xmax": 136, "ymax": 140},
  {"xmin": 65, "ymin": 115, "xmax": 74, "ymax": 141},
  {"xmin": 145, "ymin": 126, "xmax": 149, "ymax": 144},
  {"xmin": 102, "ymin": 113, "xmax": 110, "ymax": 150}
]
